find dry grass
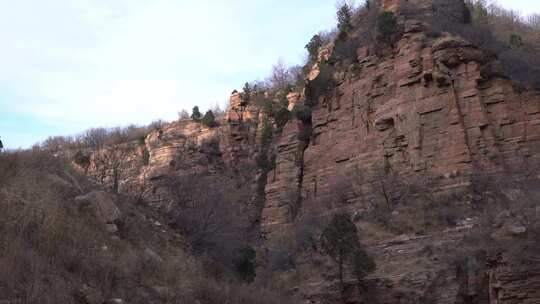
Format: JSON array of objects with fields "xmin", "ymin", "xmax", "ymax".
[{"xmin": 0, "ymin": 149, "xmax": 298, "ymax": 303}]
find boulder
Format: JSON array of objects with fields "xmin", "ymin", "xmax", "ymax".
[{"xmin": 74, "ymin": 191, "xmax": 121, "ymax": 229}]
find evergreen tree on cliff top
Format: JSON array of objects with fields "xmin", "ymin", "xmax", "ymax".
[
  {"xmin": 337, "ymin": 2, "xmax": 353, "ymax": 39},
  {"xmin": 191, "ymin": 106, "xmax": 202, "ymax": 121},
  {"xmin": 201, "ymin": 110, "xmax": 217, "ymax": 128}
]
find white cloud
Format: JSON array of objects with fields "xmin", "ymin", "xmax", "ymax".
[
  {"xmin": 0, "ymin": 0, "xmax": 336, "ymax": 147},
  {"xmin": 498, "ymin": 0, "xmax": 540, "ymax": 16},
  {"xmin": 2, "ymin": 0, "xmax": 539, "ymax": 148}
]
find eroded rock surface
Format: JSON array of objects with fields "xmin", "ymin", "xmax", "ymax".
[{"xmin": 75, "ymin": 4, "xmax": 540, "ymax": 303}]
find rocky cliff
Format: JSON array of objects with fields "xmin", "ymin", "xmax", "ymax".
[{"xmin": 76, "ymin": 1, "xmax": 540, "ymax": 303}]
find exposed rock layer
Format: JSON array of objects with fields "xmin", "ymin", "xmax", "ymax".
[{"xmin": 78, "ymin": 6, "xmax": 540, "ymax": 303}]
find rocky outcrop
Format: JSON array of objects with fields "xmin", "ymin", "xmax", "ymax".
[
  {"xmin": 75, "ymin": 2, "xmax": 540, "ymax": 303},
  {"xmin": 488, "ymin": 257, "xmax": 540, "ymax": 304},
  {"xmin": 262, "ymin": 19, "xmax": 540, "ymax": 234},
  {"xmin": 79, "ymin": 92, "xmax": 262, "ymax": 207},
  {"xmin": 74, "ymin": 191, "xmax": 121, "ymax": 232},
  {"xmin": 259, "ymin": 17, "xmax": 540, "ymax": 303}
]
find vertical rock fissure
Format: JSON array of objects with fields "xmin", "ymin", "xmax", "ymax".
[
  {"xmin": 292, "ymin": 121, "xmax": 312, "ymax": 221},
  {"xmin": 450, "ymin": 78, "xmax": 474, "ymax": 162}
]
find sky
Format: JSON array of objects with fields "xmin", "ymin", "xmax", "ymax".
[{"xmin": 1, "ymin": 0, "xmax": 540, "ymax": 148}]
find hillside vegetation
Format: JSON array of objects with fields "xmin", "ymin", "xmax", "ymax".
[
  {"xmin": 3, "ymin": 0, "xmax": 540, "ymax": 303},
  {"xmin": 0, "ymin": 149, "xmax": 296, "ymax": 304}
]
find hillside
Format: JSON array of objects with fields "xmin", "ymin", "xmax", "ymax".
[{"xmin": 3, "ymin": 0, "xmax": 540, "ymax": 303}]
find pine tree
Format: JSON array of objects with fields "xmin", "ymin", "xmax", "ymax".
[
  {"xmin": 305, "ymin": 34, "xmax": 323, "ymax": 60},
  {"xmin": 377, "ymin": 12, "xmax": 399, "ymax": 45},
  {"xmin": 321, "ymin": 213, "xmax": 375, "ymax": 294},
  {"xmin": 201, "ymin": 110, "xmax": 217, "ymax": 127},
  {"xmin": 242, "ymin": 82, "xmax": 252, "ymax": 103},
  {"xmin": 191, "ymin": 106, "xmax": 202, "ymax": 121},
  {"xmin": 337, "ymin": 2, "xmax": 353, "ymax": 39}
]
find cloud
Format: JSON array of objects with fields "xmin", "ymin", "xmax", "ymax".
[{"xmin": 0, "ymin": 0, "xmax": 336, "ymax": 147}]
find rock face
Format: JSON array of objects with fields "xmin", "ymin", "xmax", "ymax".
[
  {"xmin": 76, "ymin": 3, "xmax": 540, "ymax": 303},
  {"xmin": 78, "ymin": 98, "xmax": 262, "ymax": 206},
  {"xmin": 262, "ymin": 21, "xmax": 540, "ymax": 232},
  {"xmin": 74, "ymin": 191, "xmax": 121, "ymax": 232},
  {"xmin": 260, "ymin": 19, "xmax": 540, "ymax": 304},
  {"xmin": 488, "ymin": 257, "xmax": 540, "ymax": 304}
]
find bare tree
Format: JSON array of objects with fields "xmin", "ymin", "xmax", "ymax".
[
  {"xmin": 166, "ymin": 173, "xmax": 251, "ymax": 267},
  {"xmin": 83, "ymin": 128, "xmax": 108, "ymax": 151},
  {"xmin": 267, "ymin": 59, "xmax": 297, "ymax": 93},
  {"xmin": 178, "ymin": 109, "xmax": 190, "ymax": 120},
  {"xmin": 210, "ymin": 102, "xmax": 226, "ymax": 119},
  {"xmin": 368, "ymin": 164, "xmax": 407, "ymax": 211},
  {"xmin": 93, "ymin": 145, "xmax": 132, "ymax": 193}
]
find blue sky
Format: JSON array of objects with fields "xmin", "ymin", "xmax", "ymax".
[{"xmin": 1, "ymin": 0, "xmax": 539, "ymax": 148}]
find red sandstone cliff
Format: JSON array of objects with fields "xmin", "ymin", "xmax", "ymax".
[{"xmin": 74, "ymin": 1, "xmax": 540, "ymax": 303}]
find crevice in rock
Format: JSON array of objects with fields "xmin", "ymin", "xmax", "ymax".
[
  {"xmin": 291, "ymin": 121, "xmax": 312, "ymax": 221},
  {"xmin": 450, "ymin": 77, "xmax": 474, "ymax": 162}
]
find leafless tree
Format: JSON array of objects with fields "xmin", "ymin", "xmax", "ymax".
[
  {"xmin": 368, "ymin": 163, "xmax": 408, "ymax": 211},
  {"xmin": 267, "ymin": 59, "xmax": 298, "ymax": 93},
  {"xmin": 178, "ymin": 109, "xmax": 190, "ymax": 120},
  {"xmin": 210, "ymin": 102, "xmax": 226, "ymax": 119},
  {"xmin": 83, "ymin": 128, "xmax": 109, "ymax": 151},
  {"xmin": 165, "ymin": 173, "xmax": 251, "ymax": 267},
  {"xmin": 93, "ymin": 145, "xmax": 132, "ymax": 193}
]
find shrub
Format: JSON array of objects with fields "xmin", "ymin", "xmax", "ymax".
[
  {"xmin": 0, "ymin": 149, "xmax": 297, "ymax": 303},
  {"xmin": 233, "ymin": 246, "xmax": 257, "ymax": 283},
  {"xmin": 498, "ymin": 50, "xmax": 540, "ymax": 89},
  {"xmin": 274, "ymin": 107, "xmax": 291, "ymax": 130},
  {"xmin": 209, "ymin": 102, "xmax": 226, "ymax": 119},
  {"xmin": 377, "ymin": 12, "xmax": 400, "ymax": 45},
  {"xmin": 305, "ymin": 62, "xmax": 334, "ymax": 107},
  {"xmin": 424, "ymin": 2, "xmax": 540, "ymax": 89},
  {"xmin": 73, "ymin": 150, "xmax": 91, "ymax": 169},
  {"xmin": 321, "ymin": 213, "xmax": 375, "ymax": 292},
  {"xmin": 141, "ymin": 149, "xmax": 150, "ymax": 166},
  {"xmin": 137, "ymin": 135, "xmax": 146, "ymax": 146},
  {"xmin": 148, "ymin": 119, "xmax": 166, "ymax": 131},
  {"xmin": 432, "ymin": 0, "xmax": 471, "ymax": 24},
  {"xmin": 178, "ymin": 109, "xmax": 190, "ymax": 120},
  {"xmin": 306, "ymin": 34, "xmax": 323, "ymax": 60},
  {"xmin": 268, "ymin": 60, "xmax": 299, "ymax": 93},
  {"xmin": 257, "ymin": 119, "xmax": 274, "ymax": 172},
  {"xmin": 333, "ymin": 37, "xmax": 362, "ymax": 61},
  {"xmin": 293, "ymin": 104, "xmax": 312, "ymax": 124},
  {"xmin": 200, "ymin": 135, "xmax": 221, "ymax": 157},
  {"xmin": 191, "ymin": 106, "xmax": 202, "ymax": 121},
  {"xmin": 41, "ymin": 135, "xmax": 75, "ymax": 152},
  {"xmin": 466, "ymin": 0, "xmax": 490, "ymax": 25},
  {"xmin": 166, "ymin": 173, "xmax": 251, "ymax": 269},
  {"xmin": 242, "ymin": 82, "xmax": 252, "ymax": 103},
  {"xmin": 201, "ymin": 110, "xmax": 218, "ymax": 128},
  {"xmin": 83, "ymin": 127, "xmax": 108, "ymax": 150},
  {"xmin": 261, "ymin": 101, "xmax": 273, "ymax": 115},
  {"xmin": 509, "ymin": 33, "xmax": 524, "ymax": 49},
  {"xmin": 337, "ymin": 2, "xmax": 353, "ymax": 39}
]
